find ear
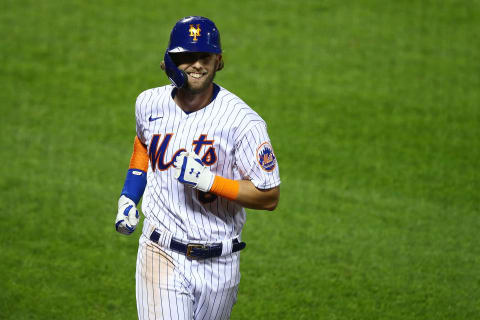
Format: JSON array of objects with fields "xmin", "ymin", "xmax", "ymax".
[
  {"xmin": 160, "ymin": 61, "xmax": 166, "ymax": 71},
  {"xmin": 216, "ymin": 55, "xmax": 224, "ymax": 71}
]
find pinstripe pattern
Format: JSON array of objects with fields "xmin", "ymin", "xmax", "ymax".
[
  {"xmin": 136, "ymin": 234, "xmax": 241, "ymax": 320},
  {"xmin": 134, "ymin": 84, "xmax": 280, "ymax": 319}
]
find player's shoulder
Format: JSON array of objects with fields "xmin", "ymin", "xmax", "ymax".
[
  {"xmin": 216, "ymin": 85, "xmax": 265, "ymax": 124},
  {"xmin": 215, "ymin": 85, "xmax": 267, "ymax": 140},
  {"xmin": 135, "ymin": 85, "xmax": 172, "ymax": 106}
]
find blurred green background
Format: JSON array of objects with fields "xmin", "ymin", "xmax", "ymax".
[{"xmin": 1, "ymin": 0, "xmax": 479, "ymax": 319}]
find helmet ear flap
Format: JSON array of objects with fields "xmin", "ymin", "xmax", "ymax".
[{"xmin": 163, "ymin": 50, "xmax": 187, "ymax": 88}]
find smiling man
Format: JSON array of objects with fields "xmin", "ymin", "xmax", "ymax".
[
  {"xmin": 170, "ymin": 51, "xmax": 221, "ymax": 110},
  {"xmin": 114, "ymin": 16, "xmax": 281, "ymax": 320}
]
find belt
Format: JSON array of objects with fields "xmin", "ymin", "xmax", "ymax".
[{"xmin": 150, "ymin": 230, "xmax": 246, "ymax": 260}]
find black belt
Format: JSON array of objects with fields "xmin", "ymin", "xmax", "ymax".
[{"xmin": 150, "ymin": 230, "xmax": 246, "ymax": 260}]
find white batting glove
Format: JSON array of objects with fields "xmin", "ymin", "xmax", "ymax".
[
  {"xmin": 173, "ymin": 152, "xmax": 215, "ymax": 192},
  {"xmin": 115, "ymin": 195, "xmax": 139, "ymax": 235}
]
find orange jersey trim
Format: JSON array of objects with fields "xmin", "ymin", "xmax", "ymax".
[{"xmin": 129, "ymin": 136, "xmax": 149, "ymax": 172}]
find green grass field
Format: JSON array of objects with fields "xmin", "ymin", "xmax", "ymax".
[{"xmin": 1, "ymin": 0, "xmax": 479, "ymax": 319}]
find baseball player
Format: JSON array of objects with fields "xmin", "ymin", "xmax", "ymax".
[{"xmin": 115, "ymin": 16, "xmax": 281, "ymax": 320}]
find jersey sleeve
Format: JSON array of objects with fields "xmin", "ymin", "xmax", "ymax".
[
  {"xmin": 234, "ymin": 121, "xmax": 281, "ymax": 189},
  {"xmin": 135, "ymin": 91, "xmax": 149, "ymax": 145}
]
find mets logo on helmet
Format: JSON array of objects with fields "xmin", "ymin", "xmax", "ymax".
[
  {"xmin": 189, "ymin": 24, "xmax": 201, "ymax": 41},
  {"xmin": 257, "ymin": 142, "xmax": 277, "ymax": 172}
]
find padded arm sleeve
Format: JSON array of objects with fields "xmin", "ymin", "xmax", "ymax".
[{"xmin": 121, "ymin": 136, "xmax": 149, "ymax": 205}]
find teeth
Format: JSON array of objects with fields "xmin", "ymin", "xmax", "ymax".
[{"xmin": 188, "ymin": 72, "xmax": 204, "ymax": 79}]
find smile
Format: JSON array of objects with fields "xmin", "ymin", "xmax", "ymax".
[{"xmin": 187, "ymin": 72, "xmax": 207, "ymax": 79}]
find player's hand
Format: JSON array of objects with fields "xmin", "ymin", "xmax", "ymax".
[
  {"xmin": 115, "ymin": 195, "xmax": 139, "ymax": 235},
  {"xmin": 173, "ymin": 152, "xmax": 215, "ymax": 192}
]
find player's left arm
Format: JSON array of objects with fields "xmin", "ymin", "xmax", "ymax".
[
  {"xmin": 174, "ymin": 152, "xmax": 279, "ymax": 211},
  {"xmin": 235, "ymin": 180, "xmax": 280, "ymax": 211}
]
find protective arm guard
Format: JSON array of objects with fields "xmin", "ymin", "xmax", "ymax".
[
  {"xmin": 121, "ymin": 169, "xmax": 147, "ymax": 205},
  {"xmin": 120, "ymin": 136, "xmax": 149, "ymax": 204}
]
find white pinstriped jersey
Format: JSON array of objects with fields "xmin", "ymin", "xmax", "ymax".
[{"xmin": 135, "ymin": 84, "xmax": 280, "ymax": 242}]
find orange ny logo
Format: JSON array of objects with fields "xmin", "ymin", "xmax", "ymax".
[{"xmin": 189, "ymin": 24, "xmax": 201, "ymax": 41}]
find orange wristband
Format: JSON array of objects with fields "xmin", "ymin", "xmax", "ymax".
[
  {"xmin": 209, "ymin": 176, "xmax": 240, "ymax": 201},
  {"xmin": 129, "ymin": 136, "xmax": 149, "ymax": 172}
]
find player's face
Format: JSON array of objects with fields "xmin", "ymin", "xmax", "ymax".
[{"xmin": 172, "ymin": 52, "xmax": 221, "ymax": 93}]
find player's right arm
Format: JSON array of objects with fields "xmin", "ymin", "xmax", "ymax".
[
  {"xmin": 115, "ymin": 89, "xmax": 154, "ymax": 235},
  {"xmin": 115, "ymin": 136, "xmax": 149, "ymax": 235}
]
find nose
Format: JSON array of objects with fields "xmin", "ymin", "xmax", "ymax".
[{"xmin": 190, "ymin": 59, "xmax": 203, "ymax": 69}]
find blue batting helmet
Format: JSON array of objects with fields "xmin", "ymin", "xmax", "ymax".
[{"xmin": 163, "ymin": 16, "xmax": 222, "ymax": 88}]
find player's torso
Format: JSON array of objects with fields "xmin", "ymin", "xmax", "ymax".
[
  {"xmin": 142, "ymin": 86, "xmax": 239, "ymax": 178},
  {"xmin": 137, "ymin": 86, "xmax": 245, "ymax": 241}
]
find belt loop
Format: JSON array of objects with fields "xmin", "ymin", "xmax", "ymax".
[
  {"xmin": 221, "ymin": 239, "xmax": 233, "ymax": 256},
  {"xmin": 152, "ymin": 229, "xmax": 173, "ymax": 249},
  {"xmin": 160, "ymin": 230, "xmax": 173, "ymax": 248},
  {"xmin": 145, "ymin": 220, "xmax": 156, "ymax": 238}
]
